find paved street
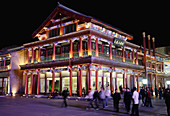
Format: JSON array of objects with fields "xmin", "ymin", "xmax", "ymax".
[{"xmin": 0, "ymin": 96, "xmax": 168, "ymax": 116}]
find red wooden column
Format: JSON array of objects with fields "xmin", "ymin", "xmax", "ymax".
[
  {"xmin": 77, "ymin": 68, "xmax": 79, "ymax": 96},
  {"xmin": 132, "ymin": 50, "xmax": 135, "ymax": 64},
  {"xmin": 52, "ymin": 68, "xmax": 55, "ymax": 93},
  {"xmin": 88, "ymin": 64, "xmax": 92, "ymax": 89},
  {"xmin": 88, "ymin": 36, "xmax": 92, "ymax": 56},
  {"xmin": 152, "ymin": 37, "xmax": 155, "ymax": 56},
  {"xmin": 136, "ymin": 50, "xmax": 138, "ymax": 65},
  {"xmin": 2, "ymin": 78, "xmax": 4, "ymax": 95},
  {"xmin": 110, "ymin": 67, "xmax": 113, "ymax": 92},
  {"xmin": 122, "ymin": 47, "xmax": 125, "ymax": 62},
  {"xmin": 102, "ymin": 71, "xmax": 104, "ymax": 88},
  {"xmin": 79, "ymin": 66, "xmax": 82, "ymax": 97},
  {"xmin": 95, "ymin": 38, "xmax": 99, "ymax": 57},
  {"xmin": 143, "ymin": 32, "xmax": 148, "ymax": 80},
  {"xmin": 86, "ymin": 69, "xmax": 89, "ymax": 94},
  {"xmin": 24, "ymin": 49, "xmax": 29, "ymax": 64},
  {"xmin": 79, "ymin": 38, "xmax": 83, "ymax": 57},
  {"xmin": 69, "ymin": 67, "xmax": 72, "ymax": 96},
  {"xmin": 59, "ymin": 72, "xmax": 62, "ymax": 95},
  {"xmin": 137, "ymin": 71, "xmax": 139, "ymax": 92},
  {"xmin": 109, "ymin": 43, "xmax": 112, "ymax": 59},
  {"xmin": 37, "ymin": 69, "xmax": 40, "ymax": 95},
  {"xmin": 95, "ymin": 65, "xmax": 98, "ymax": 91},
  {"xmin": 25, "ymin": 72, "xmax": 28, "ymax": 94},
  {"xmin": 31, "ymin": 48, "xmax": 34, "ymax": 63},
  {"xmin": 115, "ymin": 72, "xmax": 117, "ymax": 90},
  {"xmin": 52, "ymin": 43, "xmax": 56, "ymax": 61},
  {"xmin": 148, "ymin": 35, "xmax": 151, "ymax": 55},
  {"xmin": 133, "ymin": 70, "xmax": 135, "ymax": 88},
  {"xmin": 123, "ymin": 69, "xmax": 125, "ymax": 88},
  {"xmin": 45, "ymin": 73, "xmax": 47, "ymax": 94},
  {"xmin": 38, "ymin": 47, "xmax": 41, "ymax": 62},
  {"xmin": 69, "ymin": 40, "xmax": 73, "ymax": 58},
  {"xmin": 30, "ymin": 71, "xmax": 33, "ymax": 94},
  {"xmin": 126, "ymin": 69, "xmax": 128, "ymax": 88}
]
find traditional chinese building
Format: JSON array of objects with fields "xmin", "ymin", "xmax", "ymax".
[{"xmin": 0, "ymin": 3, "xmax": 169, "ymax": 96}]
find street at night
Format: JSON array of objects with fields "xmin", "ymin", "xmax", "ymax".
[{"xmin": 0, "ymin": 96, "xmax": 167, "ymax": 116}]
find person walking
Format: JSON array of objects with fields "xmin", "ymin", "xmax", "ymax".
[
  {"xmin": 165, "ymin": 89, "xmax": 170, "ymax": 116},
  {"xmin": 140, "ymin": 87, "xmax": 145, "ymax": 106},
  {"xmin": 159, "ymin": 87, "xmax": 162, "ymax": 100},
  {"xmin": 99, "ymin": 87, "xmax": 106, "ymax": 109},
  {"xmin": 105, "ymin": 86, "xmax": 110, "ymax": 107},
  {"xmin": 124, "ymin": 88, "xmax": 132, "ymax": 114},
  {"xmin": 86, "ymin": 88, "xmax": 94, "ymax": 110},
  {"xmin": 62, "ymin": 88, "xmax": 68, "ymax": 107},
  {"xmin": 131, "ymin": 87, "xmax": 139, "ymax": 116},
  {"xmin": 93, "ymin": 88, "xmax": 99, "ymax": 110},
  {"xmin": 147, "ymin": 88, "xmax": 153, "ymax": 107},
  {"xmin": 112, "ymin": 89, "xmax": 121, "ymax": 112}
]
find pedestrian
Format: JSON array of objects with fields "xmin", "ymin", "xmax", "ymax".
[
  {"xmin": 105, "ymin": 86, "xmax": 110, "ymax": 107},
  {"xmin": 82, "ymin": 87, "xmax": 86, "ymax": 97},
  {"xmin": 119, "ymin": 85, "xmax": 123, "ymax": 94},
  {"xmin": 165, "ymin": 89, "xmax": 170, "ymax": 116},
  {"xmin": 85, "ymin": 88, "xmax": 94, "ymax": 110},
  {"xmin": 93, "ymin": 88, "xmax": 99, "ymax": 110},
  {"xmin": 124, "ymin": 88, "xmax": 132, "ymax": 114},
  {"xmin": 99, "ymin": 87, "xmax": 106, "ymax": 109},
  {"xmin": 155, "ymin": 87, "xmax": 158, "ymax": 98},
  {"xmin": 144, "ymin": 88, "xmax": 148, "ymax": 107},
  {"xmin": 62, "ymin": 88, "xmax": 68, "ymax": 107},
  {"xmin": 112, "ymin": 89, "xmax": 121, "ymax": 112},
  {"xmin": 159, "ymin": 87, "xmax": 162, "ymax": 99},
  {"xmin": 131, "ymin": 87, "xmax": 139, "ymax": 116},
  {"xmin": 147, "ymin": 88, "xmax": 153, "ymax": 107},
  {"xmin": 140, "ymin": 87, "xmax": 145, "ymax": 106}
]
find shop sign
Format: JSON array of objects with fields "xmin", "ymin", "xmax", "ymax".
[{"xmin": 113, "ymin": 38, "xmax": 125, "ymax": 47}]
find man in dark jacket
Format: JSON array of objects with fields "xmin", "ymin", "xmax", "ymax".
[
  {"xmin": 112, "ymin": 89, "xmax": 121, "ymax": 112},
  {"xmin": 124, "ymin": 88, "xmax": 132, "ymax": 113},
  {"xmin": 93, "ymin": 88, "xmax": 99, "ymax": 110},
  {"xmin": 165, "ymin": 89, "xmax": 170, "ymax": 116},
  {"xmin": 62, "ymin": 88, "xmax": 68, "ymax": 107}
]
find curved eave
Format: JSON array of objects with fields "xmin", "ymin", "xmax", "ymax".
[
  {"xmin": 20, "ymin": 56, "xmax": 144, "ymax": 71},
  {"xmin": 25, "ymin": 28, "xmax": 139, "ymax": 50}
]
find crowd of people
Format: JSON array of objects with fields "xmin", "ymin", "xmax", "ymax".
[
  {"xmin": 85, "ymin": 86, "xmax": 140, "ymax": 116},
  {"xmin": 49, "ymin": 86, "xmax": 170, "ymax": 116}
]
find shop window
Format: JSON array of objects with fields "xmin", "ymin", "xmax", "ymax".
[{"xmin": 112, "ymin": 48, "xmax": 115, "ymax": 55}]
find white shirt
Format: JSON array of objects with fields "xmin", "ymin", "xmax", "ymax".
[{"xmin": 132, "ymin": 90, "xmax": 139, "ymax": 104}]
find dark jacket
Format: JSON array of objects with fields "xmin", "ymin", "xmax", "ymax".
[
  {"xmin": 62, "ymin": 90, "xmax": 68, "ymax": 99},
  {"xmin": 112, "ymin": 92, "xmax": 121, "ymax": 103},
  {"xmin": 165, "ymin": 92, "xmax": 170, "ymax": 106},
  {"xmin": 93, "ymin": 91, "xmax": 99, "ymax": 100},
  {"xmin": 124, "ymin": 91, "xmax": 132, "ymax": 104}
]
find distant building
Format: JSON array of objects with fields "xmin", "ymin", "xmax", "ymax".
[{"xmin": 0, "ymin": 3, "xmax": 169, "ymax": 96}]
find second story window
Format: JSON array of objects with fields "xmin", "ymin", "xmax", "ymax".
[
  {"xmin": 48, "ymin": 28, "xmax": 60, "ymax": 38},
  {"xmin": 98, "ymin": 44, "xmax": 102, "ymax": 52},
  {"xmin": 63, "ymin": 23, "xmax": 77, "ymax": 34}
]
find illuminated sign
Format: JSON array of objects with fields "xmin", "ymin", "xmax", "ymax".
[{"xmin": 113, "ymin": 38, "xmax": 125, "ymax": 47}]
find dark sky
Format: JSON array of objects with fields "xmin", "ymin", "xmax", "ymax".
[{"xmin": 1, "ymin": 1, "xmax": 170, "ymax": 49}]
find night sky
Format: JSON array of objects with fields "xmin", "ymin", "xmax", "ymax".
[{"xmin": 1, "ymin": 1, "xmax": 170, "ymax": 50}]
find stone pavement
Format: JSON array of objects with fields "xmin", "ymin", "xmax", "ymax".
[{"xmin": 0, "ymin": 96, "xmax": 168, "ymax": 116}]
